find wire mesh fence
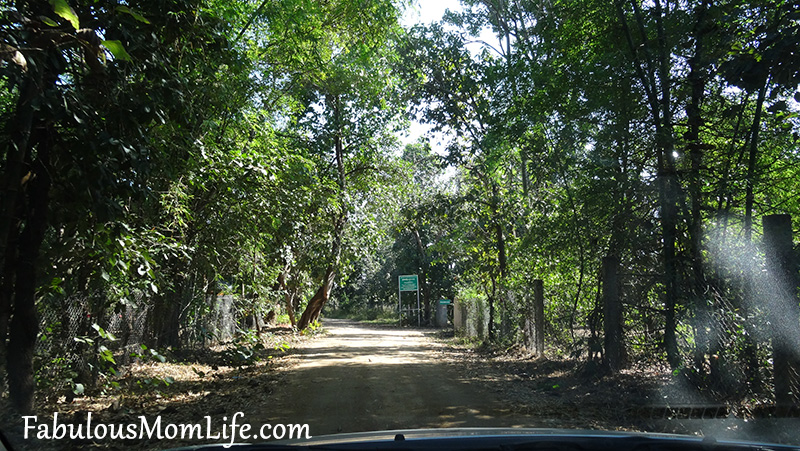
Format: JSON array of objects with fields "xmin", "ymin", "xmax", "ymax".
[{"xmin": 34, "ymin": 292, "xmax": 249, "ymax": 395}]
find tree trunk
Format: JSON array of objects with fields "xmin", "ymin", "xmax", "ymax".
[
  {"xmin": 295, "ymin": 206, "xmax": 346, "ymax": 332},
  {"xmin": 0, "ymin": 79, "xmax": 36, "ymax": 370},
  {"xmin": 0, "ymin": 221, "xmax": 18, "ymax": 369},
  {"xmin": 521, "ymin": 148, "xmax": 529, "ymax": 197},
  {"xmin": 278, "ymin": 272, "xmax": 296, "ymax": 328},
  {"xmin": 490, "ymin": 183, "xmax": 506, "ymax": 342},
  {"xmin": 617, "ymin": 0, "xmax": 681, "ymax": 367},
  {"xmin": 0, "ymin": 79, "xmax": 35, "ymax": 276},
  {"xmin": 297, "ymin": 267, "xmax": 335, "ymax": 330},
  {"xmin": 7, "ymin": 123, "xmax": 52, "ymax": 414},
  {"xmin": 296, "ymin": 94, "xmax": 348, "ymax": 331},
  {"xmin": 603, "ymin": 256, "xmax": 624, "ymax": 372},
  {"xmin": 412, "ymin": 228, "xmax": 430, "ymax": 324},
  {"xmin": 487, "ymin": 294, "xmax": 495, "ymax": 341},
  {"xmin": 653, "ymin": 0, "xmax": 682, "ymax": 369},
  {"xmin": 149, "ymin": 262, "xmax": 185, "ymax": 348},
  {"xmin": 744, "ymin": 81, "xmax": 768, "ymax": 241},
  {"xmin": 685, "ymin": 0, "xmax": 715, "ymax": 379}
]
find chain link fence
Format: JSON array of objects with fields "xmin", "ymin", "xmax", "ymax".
[{"xmin": 34, "ymin": 292, "xmax": 247, "ymax": 396}]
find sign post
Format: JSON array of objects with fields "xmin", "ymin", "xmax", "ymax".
[{"xmin": 398, "ymin": 275, "xmax": 420, "ymax": 326}]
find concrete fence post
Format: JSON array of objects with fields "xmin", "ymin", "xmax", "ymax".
[
  {"xmin": 603, "ymin": 256, "xmax": 623, "ymax": 372},
  {"xmin": 435, "ymin": 301, "xmax": 448, "ymax": 328},
  {"xmin": 533, "ymin": 279, "xmax": 545, "ymax": 356},
  {"xmin": 453, "ymin": 299, "xmax": 467, "ymax": 336},
  {"xmin": 763, "ymin": 214, "xmax": 800, "ymax": 407},
  {"xmin": 524, "ymin": 280, "xmax": 545, "ymax": 356}
]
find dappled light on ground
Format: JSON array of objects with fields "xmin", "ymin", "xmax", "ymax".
[
  {"xmin": 257, "ymin": 318, "xmax": 525, "ymax": 434},
  {"xmin": 3, "ymin": 319, "xmax": 799, "ymax": 450}
]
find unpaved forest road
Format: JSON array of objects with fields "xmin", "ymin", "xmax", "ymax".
[{"xmin": 257, "ymin": 319, "xmax": 528, "ymax": 434}]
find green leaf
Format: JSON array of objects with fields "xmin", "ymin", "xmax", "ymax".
[
  {"xmin": 74, "ymin": 336, "xmax": 94, "ymax": 345},
  {"xmin": 101, "ymin": 40, "xmax": 132, "ymax": 62},
  {"xmin": 73, "ymin": 383, "xmax": 85, "ymax": 395},
  {"xmin": 149, "ymin": 348, "xmax": 166, "ymax": 363},
  {"xmin": 92, "ymin": 323, "xmax": 117, "ymax": 341},
  {"xmin": 39, "ymin": 15, "xmax": 59, "ymax": 27},
  {"xmin": 116, "ymin": 6, "xmax": 150, "ymax": 24},
  {"xmin": 98, "ymin": 346, "xmax": 117, "ymax": 364},
  {"xmin": 49, "ymin": 0, "xmax": 79, "ymax": 30}
]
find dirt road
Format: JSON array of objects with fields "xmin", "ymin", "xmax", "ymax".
[
  {"xmin": 6, "ymin": 318, "xmax": 799, "ymax": 450},
  {"xmin": 259, "ymin": 319, "xmax": 528, "ymax": 435}
]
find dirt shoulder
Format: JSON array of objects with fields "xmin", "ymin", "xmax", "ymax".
[{"xmin": 431, "ymin": 330, "xmax": 800, "ymax": 445}]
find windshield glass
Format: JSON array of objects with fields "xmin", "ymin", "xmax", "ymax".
[{"xmin": 1, "ymin": 0, "xmax": 800, "ymax": 449}]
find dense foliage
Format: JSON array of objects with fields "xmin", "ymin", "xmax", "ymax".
[{"xmin": 380, "ymin": 0, "xmax": 800, "ymax": 405}]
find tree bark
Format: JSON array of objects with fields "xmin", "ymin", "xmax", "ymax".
[
  {"xmin": 412, "ymin": 228, "xmax": 430, "ymax": 324},
  {"xmin": 296, "ymin": 93, "xmax": 348, "ymax": 331},
  {"xmin": 0, "ymin": 78, "xmax": 36, "ymax": 369},
  {"xmin": 654, "ymin": 0, "xmax": 682, "ymax": 369},
  {"xmin": 616, "ymin": 0, "xmax": 680, "ymax": 367},
  {"xmin": 0, "ymin": 221, "xmax": 19, "ymax": 368},
  {"xmin": 0, "ymin": 79, "xmax": 35, "ymax": 277},
  {"xmin": 603, "ymin": 256, "xmax": 624, "ymax": 372},
  {"xmin": 744, "ymin": 81, "xmax": 768, "ymax": 241},
  {"xmin": 297, "ymin": 267, "xmax": 336, "ymax": 330},
  {"xmin": 278, "ymin": 272, "xmax": 297, "ymax": 328},
  {"xmin": 490, "ymin": 182, "xmax": 506, "ymax": 341},
  {"xmin": 7, "ymin": 123, "xmax": 52, "ymax": 414},
  {"xmin": 149, "ymin": 261, "xmax": 185, "ymax": 348},
  {"xmin": 487, "ymin": 277, "xmax": 496, "ymax": 341},
  {"xmin": 521, "ymin": 149, "xmax": 529, "ymax": 197},
  {"xmin": 685, "ymin": 0, "xmax": 716, "ymax": 379}
]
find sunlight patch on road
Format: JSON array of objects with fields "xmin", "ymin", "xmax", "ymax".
[{"xmin": 293, "ymin": 325, "xmax": 448, "ymax": 368}]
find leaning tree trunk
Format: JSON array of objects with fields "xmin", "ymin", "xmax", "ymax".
[
  {"xmin": 295, "ymin": 212, "xmax": 346, "ymax": 331},
  {"xmin": 297, "ymin": 267, "xmax": 336, "ymax": 330}
]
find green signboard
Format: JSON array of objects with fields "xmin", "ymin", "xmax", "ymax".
[
  {"xmin": 439, "ymin": 299, "xmax": 452, "ymax": 305},
  {"xmin": 398, "ymin": 275, "xmax": 418, "ymax": 291}
]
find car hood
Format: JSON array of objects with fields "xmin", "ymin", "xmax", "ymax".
[{"xmin": 168, "ymin": 427, "xmax": 800, "ymax": 450}]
